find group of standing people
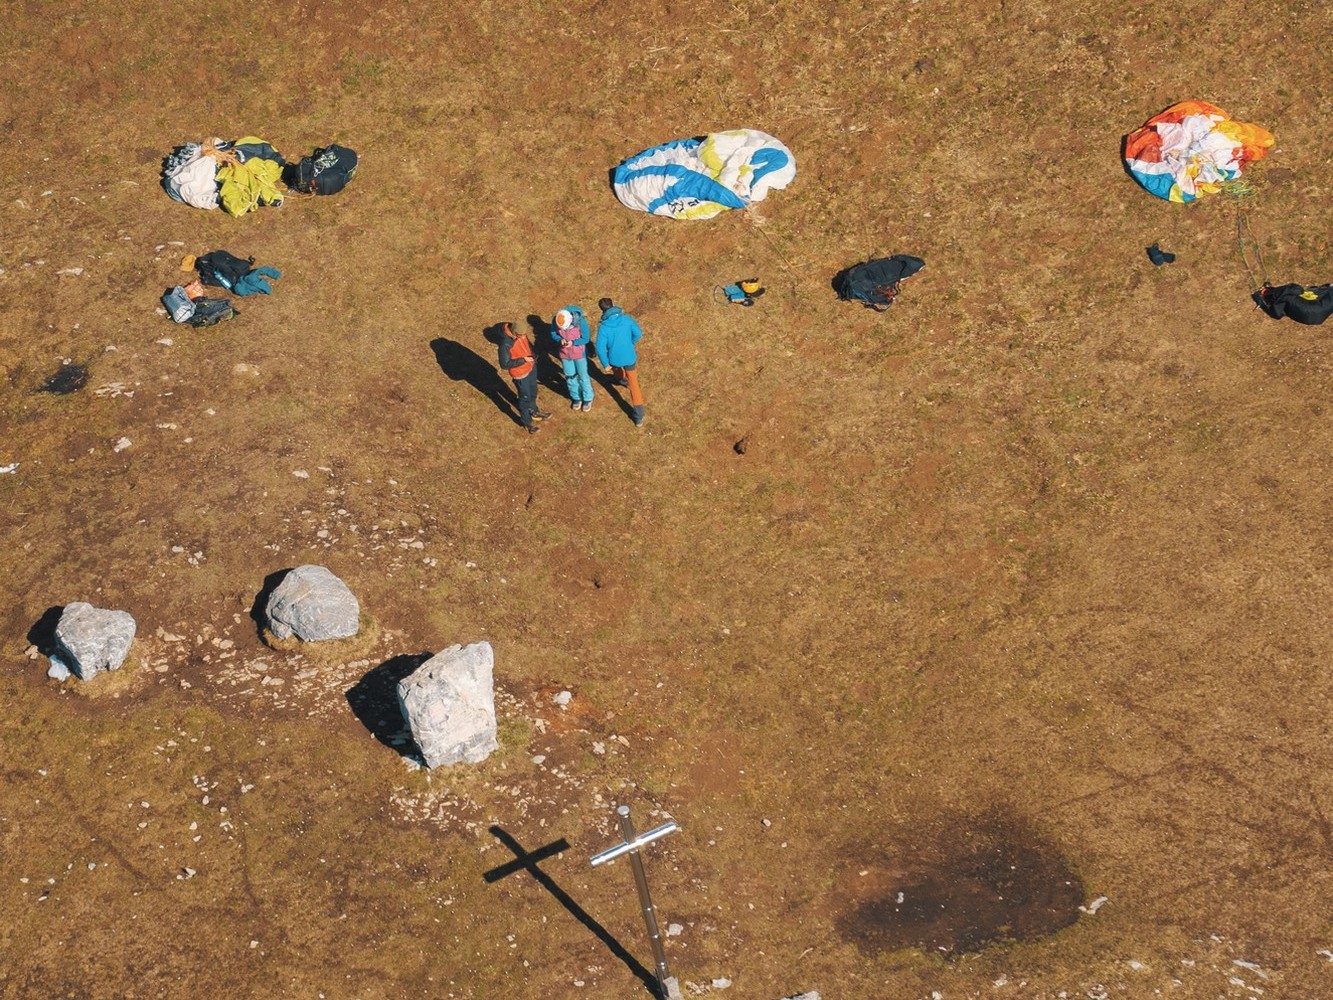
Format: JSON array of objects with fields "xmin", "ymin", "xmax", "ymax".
[{"xmin": 498, "ymin": 298, "xmax": 646, "ymax": 434}]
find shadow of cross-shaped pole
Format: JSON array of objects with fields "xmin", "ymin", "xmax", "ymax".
[{"xmin": 483, "ymin": 825, "xmax": 660, "ymax": 997}]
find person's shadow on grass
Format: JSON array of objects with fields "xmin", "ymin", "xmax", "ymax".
[
  {"xmin": 589, "ymin": 362, "xmax": 637, "ymax": 421},
  {"xmin": 526, "ymin": 313, "xmax": 571, "ymax": 401},
  {"xmin": 430, "ymin": 330, "xmax": 522, "ymax": 427}
]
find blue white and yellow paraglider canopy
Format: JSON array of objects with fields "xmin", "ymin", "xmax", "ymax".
[{"xmin": 613, "ymin": 129, "xmax": 796, "ymax": 220}]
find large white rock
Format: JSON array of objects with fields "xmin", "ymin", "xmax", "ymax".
[
  {"xmin": 397, "ymin": 642, "xmax": 498, "ymax": 768},
  {"xmin": 54, "ymin": 602, "xmax": 136, "ymax": 680},
  {"xmin": 264, "ymin": 565, "xmax": 359, "ymax": 641}
]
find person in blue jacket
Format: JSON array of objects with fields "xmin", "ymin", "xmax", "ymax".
[
  {"xmin": 594, "ymin": 297, "xmax": 645, "ymax": 427},
  {"xmin": 551, "ymin": 306, "xmax": 593, "ymax": 411}
]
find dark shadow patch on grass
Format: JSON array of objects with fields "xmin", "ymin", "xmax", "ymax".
[
  {"xmin": 249, "ymin": 568, "xmax": 292, "ymax": 642},
  {"xmin": 26, "ymin": 605, "xmax": 65, "ymax": 656},
  {"xmin": 485, "ymin": 825, "xmax": 660, "ymax": 997},
  {"xmin": 345, "ymin": 653, "xmax": 430, "ymax": 761},
  {"xmin": 37, "ymin": 362, "xmax": 89, "ymax": 395},
  {"xmin": 431, "ymin": 333, "xmax": 522, "ymax": 426}
]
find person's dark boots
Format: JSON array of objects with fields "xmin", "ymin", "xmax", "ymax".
[
  {"xmin": 533, "ymin": 410, "xmax": 552, "ymax": 421},
  {"xmin": 527, "ymin": 424, "xmax": 541, "ymax": 434}
]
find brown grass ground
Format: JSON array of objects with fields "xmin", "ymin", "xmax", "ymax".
[{"xmin": 2, "ymin": 1, "xmax": 1332, "ymax": 997}]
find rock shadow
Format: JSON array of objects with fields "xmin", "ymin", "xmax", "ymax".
[
  {"xmin": 26, "ymin": 605, "xmax": 65, "ymax": 656},
  {"xmin": 345, "ymin": 653, "xmax": 432, "ymax": 761},
  {"xmin": 249, "ymin": 568, "xmax": 293, "ymax": 641}
]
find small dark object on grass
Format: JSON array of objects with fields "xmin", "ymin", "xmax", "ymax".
[
  {"xmin": 39, "ymin": 362, "xmax": 89, "ymax": 395},
  {"xmin": 1146, "ymin": 243, "xmax": 1176, "ymax": 266}
]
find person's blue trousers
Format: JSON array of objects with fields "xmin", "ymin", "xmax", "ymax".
[{"xmin": 561, "ymin": 357, "xmax": 593, "ymax": 404}]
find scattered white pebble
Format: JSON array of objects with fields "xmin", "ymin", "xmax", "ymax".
[
  {"xmin": 0, "ymin": 463, "xmax": 15, "ymax": 475},
  {"xmin": 552, "ymin": 690, "xmax": 572, "ymax": 707},
  {"xmin": 113, "ymin": 437, "xmax": 132, "ymax": 453},
  {"xmin": 711, "ymin": 979, "xmax": 731, "ymax": 989},
  {"xmin": 292, "ymin": 470, "xmax": 309, "ymax": 479},
  {"xmin": 592, "ymin": 742, "xmax": 605, "ymax": 756},
  {"xmin": 531, "ymin": 755, "xmax": 546, "ymax": 765},
  {"xmin": 1080, "ymin": 895, "xmax": 1108, "ymax": 914},
  {"xmin": 666, "ymin": 923, "xmax": 683, "ymax": 937},
  {"xmin": 155, "ymin": 336, "xmax": 173, "ymax": 344}
]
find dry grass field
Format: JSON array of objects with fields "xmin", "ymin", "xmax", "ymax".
[{"xmin": 2, "ymin": 1, "xmax": 1332, "ymax": 997}]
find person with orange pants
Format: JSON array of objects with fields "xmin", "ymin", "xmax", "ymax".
[
  {"xmin": 498, "ymin": 321, "xmax": 551, "ymax": 434},
  {"xmin": 594, "ymin": 297, "xmax": 645, "ymax": 427}
]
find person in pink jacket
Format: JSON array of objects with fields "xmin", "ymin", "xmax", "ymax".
[{"xmin": 551, "ymin": 306, "xmax": 594, "ymax": 411}]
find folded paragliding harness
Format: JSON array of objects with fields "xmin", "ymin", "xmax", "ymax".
[
  {"xmin": 713, "ymin": 278, "xmax": 766, "ymax": 307},
  {"xmin": 834, "ymin": 255, "xmax": 925, "ymax": 311},
  {"xmin": 1240, "ymin": 212, "xmax": 1333, "ymax": 326}
]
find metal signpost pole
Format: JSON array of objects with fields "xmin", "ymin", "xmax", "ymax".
[{"xmin": 590, "ymin": 804, "xmax": 680, "ymax": 999}]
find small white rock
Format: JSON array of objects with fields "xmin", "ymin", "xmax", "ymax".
[
  {"xmin": 711, "ymin": 979, "xmax": 731, "ymax": 989},
  {"xmin": 292, "ymin": 470, "xmax": 309, "ymax": 479},
  {"xmin": 113, "ymin": 437, "xmax": 132, "ymax": 453},
  {"xmin": 666, "ymin": 923, "xmax": 683, "ymax": 937}
]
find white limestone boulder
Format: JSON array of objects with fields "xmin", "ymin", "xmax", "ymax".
[
  {"xmin": 264, "ymin": 565, "xmax": 359, "ymax": 642},
  {"xmin": 53, "ymin": 602, "xmax": 136, "ymax": 680},
  {"xmin": 397, "ymin": 642, "xmax": 498, "ymax": 768}
]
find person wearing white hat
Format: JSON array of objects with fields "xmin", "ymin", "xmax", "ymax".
[{"xmin": 550, "ymin": 305, "xmax": 593, "ymax": 411}]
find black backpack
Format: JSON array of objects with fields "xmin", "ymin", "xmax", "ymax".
[
  {"xmin": 1253, "ymin": 283, "xmax": 1333, "ymax": 326},
  {"xmin": 834, "ymin": 255, "xmax": 926, "ymax": 311},
  {"xmin": 287, "ymin": 145, "xmax": 358, "ymax": 195},
  {"xmin": 196, "ymin": 250, "xmax": 255, "ymax": 291}
]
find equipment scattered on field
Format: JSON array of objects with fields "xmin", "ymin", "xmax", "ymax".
[
  {"xmin": 163, "ymin": 138, "xmax": 357, "ymax": 212},
  {"xmin": 1236, "ymin": 212, "xmax": 1331, "ymax": 325},
  {"xmin": 1146, "ymin": 243, "xmax": 1176, "ymax": 266},
  {"xmin": 1253, "ymin": 283, "xmax": 1333, "ymax": 326},
  {"xmin": 286, "ymin": 144, "xmax": 359, "ymax": 196},
  {"xmin": 715, "ymin": 277, "xmax": 766, "ymax": 306},
  {"xmin": 163, "ymin": 137, "xmax": 286, "ymax": 216},
  {"xmin": 614, "ymin": 129, "xmax": 796, "ymax": 220},
  {"xmin": 195, "ymin": 250, "xmax": 282, "ymax": 296},
  {"xmin": 834, "ymin": 254, "xmax": 925, "ymax": 311},
  {"xmin": 1124, "ymin": 101, "xmax": 1273, "ymax": 204}
]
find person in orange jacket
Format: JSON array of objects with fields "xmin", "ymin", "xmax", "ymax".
[{"xmin": 498, "ymin": 321, "xmax": 551, "ymax": 434}]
